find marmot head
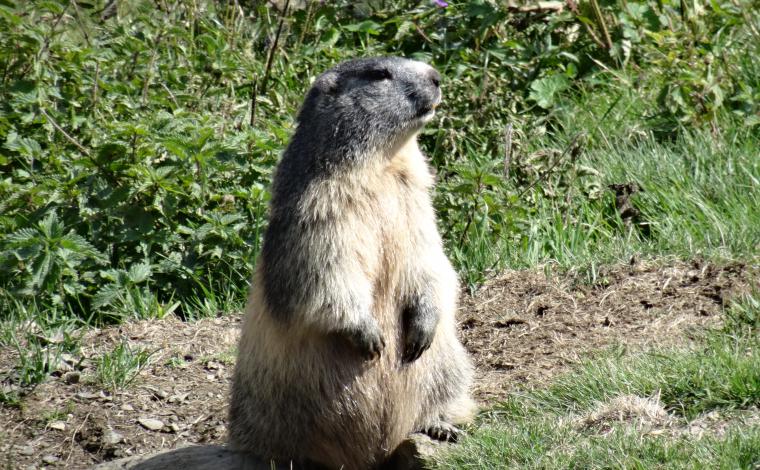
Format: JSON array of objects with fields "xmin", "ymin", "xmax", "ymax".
[{"xmin": 290, "ymin": 57, "xmax": 442, "ymax": 166}]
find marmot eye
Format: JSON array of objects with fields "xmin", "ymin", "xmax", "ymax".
[{"xmin": 361, "ymin": 68, "xmax": 392, "ymax": 81}]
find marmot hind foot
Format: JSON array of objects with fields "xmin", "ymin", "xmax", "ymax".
[{"xmin": 419, "ymin": 421, "xmax": 462, "ymax": 443}]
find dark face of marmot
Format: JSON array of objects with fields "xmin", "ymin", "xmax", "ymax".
[{"xmin": 287, "ymin": 57, "xmax": 442, "ymax": 169}]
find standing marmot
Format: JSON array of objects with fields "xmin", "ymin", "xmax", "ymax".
[{"xmin": 229, "ymin": 57, "xmax": 475, "ymax": 469}]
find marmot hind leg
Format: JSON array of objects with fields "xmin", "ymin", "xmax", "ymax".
[
  {"xmin": 442, "ymin": 390, "xmax": 477, "ymax": 425},
  {"xmin": 418, "ymin": 396, "xmax": 476, "ymax": 442},
  {"xmin": 417, "ymin": 380, "xmax": 477, "ymax": 442}
]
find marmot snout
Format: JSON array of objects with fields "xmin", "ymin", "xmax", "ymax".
[{"xmin": 229, "ymin": 57, "xmax": 475, "ymax": 470}]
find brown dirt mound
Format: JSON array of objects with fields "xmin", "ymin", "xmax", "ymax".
[
  {"xmin": 0, "ymin": 317, "xmax": 241, "ymax": 469},
  {"xmin": 0, "ymin": 259, "xmax": 756, "ymax": 468},
  {"xmin": 460, "ymin": 259, "xmax": 757, "ymax": 401}
]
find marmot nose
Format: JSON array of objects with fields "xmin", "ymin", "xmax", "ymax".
[{"xmin": 427, "ymin": 69, "xmax": 441, "ymax": 88}]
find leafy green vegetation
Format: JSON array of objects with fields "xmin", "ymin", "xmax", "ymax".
[
  {"xmin": 2, "ymin": 0, "xmax": 757, "ymax": 317},
  {"xmin": 432, "ymin": 292, "xmax": 760, "ymax": 469}
]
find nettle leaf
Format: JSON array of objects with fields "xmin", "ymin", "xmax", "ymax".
[
  {"xmin": 393, "ymin": 20, "xmax": 414, "ymax": 41},
  {"xmin": 100, "ymin": 268, "xmax": 127, "ymax": 284},
  {"xmin": 344, "ymin": 20, "xmax": 382, "ymax": 35},
  {"xmin": 4, "ymin": 227, "xmax": 41, "ymax": 247},
  {"xmin": 37, "ymin": 1, "xmax": 66, "ymax": 14},
  {"xmin": 467, "ymin": 1, "xmax": 497, "ymax": 17},
  {"xmin": 529, "ymin": 75, "xmax": 570, "ymax": 109},
  {"xmin": 207, "ymin": 246, "xmax": 223, "ymax": 259},
  {"xmin": 480, "ymin": 174, "xmax": 503, "ymax": 187},
  {"xmin": 154, "ymin": 166, "xmax": 175, "ymax": 180},
  {"xmin": 60, "ymin": 232, "xmax": 108, "ymax": 264},
  {"xmin": 163, "ymin": 139, "xmax": 189, "ymax": 159},
  {"xmin": 127, "ymin": 263, "xmax": 151, "ymax": 284},
  {"xmin": 96, "ymin": 143, "xmax": 128, "ymax": 164},
  {"xmin": 38, "ymin": 212, "xmax": 64, "ymax": 239},
  {"xmin": 218, "ymin": 213, "xmax": 245, "ymax": 225},
  {"xmin": 93, "ymin": 283, "xmax": 121, "ymax": 309},
  {"xmin": 5, "ymin": 134, "xmax": 41, "ymax": 158},
  {"xmin": 0, "ymin": 5, "xmax": 23, "ymax": 25},
  {"xmin": 30, "ymin": 250, "xmax": 53, "ymax": 290},
  {"xmin": 176, "ymin": 225, "xmax": 195, "ymax": 236}
]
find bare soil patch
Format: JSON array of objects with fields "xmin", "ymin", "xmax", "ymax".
[
  {"xmin": 460, "ymin": 258, "xmax": 757, "ymax": 401},
  {"xmin": 0, "ymin": 317, "xmax": 241, "ymax": 469},
  {"xmin": 0, "ymin": 259, "xmax": 756, "ymax": 468}
]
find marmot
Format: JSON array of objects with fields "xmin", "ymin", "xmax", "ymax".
[{"xmin": 229, "ymin": 57, "xmax": 475, "ymax": 469}]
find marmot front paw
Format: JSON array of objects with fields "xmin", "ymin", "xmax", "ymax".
[
  {"xmin": 343, "ymin": 322, "xmax": 386, "ymax": 361},
  {"xmin": 403, "ymin": 317, "xmax": 435, "ymax": 363}
]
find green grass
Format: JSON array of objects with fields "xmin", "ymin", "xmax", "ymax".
[
  {"xmin": 434, "ymin": 422, "xmax": 760, "ymax": 469},
  {"xmin": 456, "ymin": 95, "xmax": 760, "ymax": 284},
  {"xmin": 0, "ymin": 296, "xmax": 82, "ymax": 401},
  {"xmin": 181, "ymin": 270, "xmax": 246, "ymax": 321},
  {"xmin": 535, "ymin": 333, "xmax": 759, "ymax": 420},
  {"xmin": 95, "ymin": 341, "xmax": 154, "ymax": 391},
  {"xmin": 446, "ymin": 11, "xmax": 760, "ymax": 284},
  {"xmin": 431, "ymin": 294, "xmax": 760, "ymax": 469}
]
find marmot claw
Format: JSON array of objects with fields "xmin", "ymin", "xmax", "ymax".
[
  {"xmin": 344, "ymin": 322, "xmax": 386, "ymax": 361},
  {"xmin": 402, "ymin": 328, "xmax": 433, "ymax": 363},
  {"xmin": 421, "ymin": 421, "xmax": 461, "ymax": 443},
  {"xmin": 403, "ymin": 314, "xmax": 436, "ymax": 363}
]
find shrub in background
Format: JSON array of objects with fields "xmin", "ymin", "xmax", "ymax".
[{"xmin": 0, "ymin": 0, "xmax": 757, "ymax": 320}]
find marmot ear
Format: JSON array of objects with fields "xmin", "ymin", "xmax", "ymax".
[{"xmin": 313, "ymin": 71, "xmax": 340, "ymax": 95}]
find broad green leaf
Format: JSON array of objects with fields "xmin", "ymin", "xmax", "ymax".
[
  {"xmin": 127, "ymin": 263, "xmax": 151, "ymax": 284},
  {"xmin": 343, "ymin": 20, "xmax": 382, "ymax": 35},
  {"xmin": 529, "ymin": 75, "xmax": 570, "ymax": 109}
]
